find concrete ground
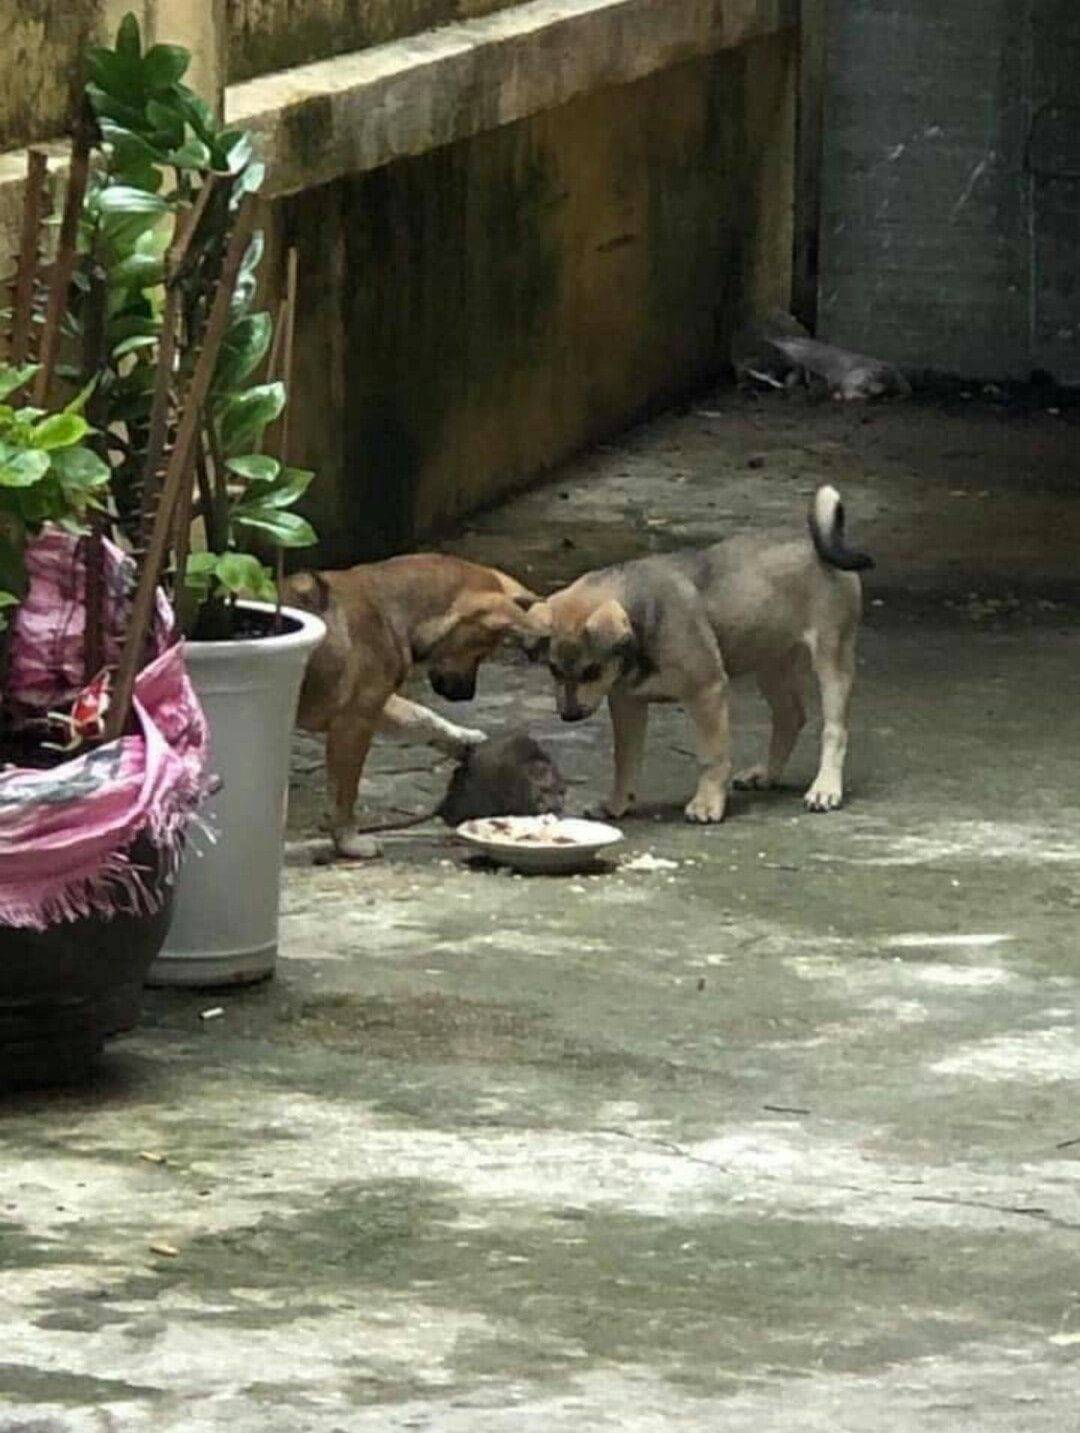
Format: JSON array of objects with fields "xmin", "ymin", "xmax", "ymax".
[{"xmin": 3, "ymin": 387, "xmax": 1080, "ymax": 1431}]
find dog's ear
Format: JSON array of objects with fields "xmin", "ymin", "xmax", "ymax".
[
  {"xmin": 453, "ymin": 591, "xmax": 536, "ymax": 636},
  {"xmin": 284, "ymin": 570, "xmax": 332, "ymax": 615},
  {"xmin": 516, "ymin": 600, "xmax": 552, "ymax": 661},
  {"xmin": 513, "ymin": 591, "xmax": 540, "ymax": 612},
  {"xmin": 584, "ymin": 599, "xmax": 633, "ymax": 651}
]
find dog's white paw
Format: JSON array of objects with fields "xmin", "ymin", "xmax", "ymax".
[
  {"xmin": 587, "ymin": 792, "xmax": 634, "ymax": 820},
  {"xmin": 334, "ymin": 828, "xmax": 384, "ymax": 860},
  {"xmin": 733, "ymin": 766, "xmax": 776, "ymax": 791},
  {"xmin": 803, "ymin": 781, "xmax": 842, "ymax": 813},
  {"xmin": 435, "ymin": 724, "xmax": 486, "ymax": 757},
  {"xmin": 684, "ymin": 789, "xmax": 727, "ymax": 824}
]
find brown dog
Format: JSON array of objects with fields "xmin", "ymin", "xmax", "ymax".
[{"xmin": 283, "ymin": 555, "xmax": 537, "ymax": 857}]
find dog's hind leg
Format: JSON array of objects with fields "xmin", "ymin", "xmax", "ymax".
[
  {"xmin": 378, "ymin": 693, "xmax": 485, "ymax": 756},
  {"xmin": 804, "ymin": 634, "xmax": 855, "ymax": 812},
  {"xmin": 734, "ymin": 652, "xmax": 808, "ymax": 790},
  {"xmin": 327, "ymin": 711, "xmax": 381, "ymax": 858}
]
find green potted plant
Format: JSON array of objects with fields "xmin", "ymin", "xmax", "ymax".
[{"xmin": 77, "ymin": 15, "xmax": 325, "ymax": 986}]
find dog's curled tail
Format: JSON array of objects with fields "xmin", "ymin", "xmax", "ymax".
[{"xmin": 808, "ymin": 485, "xmax": 874, "ymax": 572}]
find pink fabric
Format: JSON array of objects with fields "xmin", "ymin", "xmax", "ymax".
[{"xmin": 0, "ymin": 528, "xmax": 209, "ymax": 930}]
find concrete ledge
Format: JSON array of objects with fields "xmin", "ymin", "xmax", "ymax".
[
  {"xmin": 228, "ymin": 0, "xmax": 796, "ymax": 197},
  {"xmin": 1, "ymin": 0, "xmax": 793, "ymax": 256}
]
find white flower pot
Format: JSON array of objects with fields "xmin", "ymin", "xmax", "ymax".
[{"xmin": 147, "ymin": 601, "xmax": 324, "ymax": 988}]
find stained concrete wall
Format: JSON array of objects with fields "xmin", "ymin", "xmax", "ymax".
[
  {"xmin": 227, "ymin": 0, "xmax": 518, "ymax": 83},
  {"xmin": 267, "ymin": 33, "xmax": 795, "ymax": 563},
  {"xmin": 0, "ymin": 0, "xmax": 134, "ymax": 149},
  {"xmin": 1, "ymin": 1, "xmax": 795, "ymax": 559},
  {"xmin": 818, "ymin": 0, "xmax": 1080, "ymax": 382}
]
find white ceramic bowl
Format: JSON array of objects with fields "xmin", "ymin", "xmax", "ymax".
[{"xmin": 455, "ymin": 815, "xmax": 623, "ymax": 874}]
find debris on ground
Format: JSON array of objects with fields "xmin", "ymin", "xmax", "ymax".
[{"xmin": 621, "ymin": 852, "xmax": 679, "ymax": 873}]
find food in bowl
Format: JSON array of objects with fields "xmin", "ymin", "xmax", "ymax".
[{"xmin": 455, "ymin": 814, "xmax": 623, "ymax": 872}]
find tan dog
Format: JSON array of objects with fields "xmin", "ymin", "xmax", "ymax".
[
  {"xmin": 525, "ymin": 486, "xmax": 872, "ymax": 823},
  {"xmin": 283, "ymin": 555, "xmax": 537, "ymax": 857}
]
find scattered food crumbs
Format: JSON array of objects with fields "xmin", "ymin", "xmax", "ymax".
[
  {"xmin": 697, "ymin": 977, "xmax": 706, "ymax": 992},
  {"xmin": 138, "ymin": 1152, "xmax": 167, "ymax": 1166},
  {"xmin": 149, "ymin": 1242, "xmax": 179, "ymax": 1258},
  {"xmin": 622, "ymin": 853, "xmax": 679, "ymax": 873},
  {"xmin": 199, "ymin": 1007, "xmax": 224, "ymax": 1021}
]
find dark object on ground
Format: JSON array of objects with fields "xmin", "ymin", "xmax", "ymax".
[
  {"xmin": 0, "ymin": 838, "xmax": 176, "ymax": 1090},
  {"xmin": 437, "ymin": 730, "xmax": 566, "ymax": 825},
  {"xmin": 731, "ymin": 310, "xmax": 810, "ymax": 389},
  {"xmin": 770, "ymin": 334, "xmax": 912, "ymax": 401},
  {"xmin": 732, "ymin": 311, "xmax": 911, "ymax": 400}
]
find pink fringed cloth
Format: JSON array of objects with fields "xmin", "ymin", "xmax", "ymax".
[{"xmin": 0, "ymin": 528, "xmax": 209, "ymax": 930}]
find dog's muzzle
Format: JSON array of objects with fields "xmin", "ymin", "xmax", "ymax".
[{"xmin": 430, "ymin": 671, "xmax": 476, "ymax": 702}]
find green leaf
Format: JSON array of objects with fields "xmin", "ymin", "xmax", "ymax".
[
  {"xmin": 86, "ymin": 83, "xmax": 145, "ymax": 129},
  {"xmin": 0, "ymin": 364, "xmax": 38, "ymax": 402},
  {"xmin": 31, "ymin": 413, "xmax": 90, "ymax": 450},
  {"xmin": 216, "ymin": 381, "xmax": 285, "ymax": 458},
  {"xmin": 107, "ymin": 313, "xmax": 160, "ymax": 344},
  {"xmin": 63, "ymin": 375, "xmax": 100, "ymax": 416},
  {"xmin": 108, "ymin": 250, "xmax": 166, "ymax": 289},
  {"xmin": 235, "ymin": 160, "xmax": 266, "ymax": 197},
  {"xmin": 86, "ymin": 46, "xmax": 144, "ymax": 103},
  {"xmin": 96, "ymin": 184, "xmax": 169, "ymax": 216},
  {"xmin": 100, "ymin": 120, "xmax": 165, "ymax": 165},
  {"xmin": 214, "ymin": 551, "xmax": 275, "ymax": 597},
  {"xmin": 175, "ymin": 90, "xmax": 215, "ymax": 143},
  {"xmin": 146, "ymin": 98, "xmax": 185, "ymax": 146},
  {"xmin": 168, "ymin": 138, "xmax": 212, "ymax": 170},
  {"xmin": 116, "ymin": 12, "xmax": 142, "ymax": 62},
  {"xmin": 260, "ymin": 467, "xmax": 314, "ymax": 508},
  {"xmin": 226, "ymin": 454, "xmax": 280, "ymax": 482},
  {"xmin": 111, "ymin": 334, "xmax": 158, "ymax": 360},
  {"xmin": 234, "ymin": 508, "xmax": 316, "ymax": 549},
  {"xmin": 0, "ymin": 448, "xmax": 50, "ymax": 487},
  {"xmin": 142, "ymin": 44, "xmax": 190, "ymax": 91},
  {"xmin": 225, "ymin": 133, "xmax": 254, "ymax": 175},
  {"xmin": 49, "ymin": 445, "xmax": 111, "ymax": 490},
  {"xmin": 213, "ymin": 312, "xmax": 272, "ymax": 390},
  {"xmin": 0, "ymin": 590, "xmax": 20, "ymax": 608}
]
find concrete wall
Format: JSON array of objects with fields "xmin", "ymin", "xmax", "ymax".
[
  {"xmin": 267, "ymin": 33, "xmax": 795, "ymax": 563},
  {"xmin": 1, "ymin": 1, "xmax": 796, "ymax": 560},
  {"xmin": 227, "ymin": 0, "xmax": 517, "ymax": 83},
  {"xmin": 818, "ymin": 0, "xmax": 1080, "ymax": 382},
  {"xmin": 0, "ymin": 0, "xmax": 134, "ymax": 149}
]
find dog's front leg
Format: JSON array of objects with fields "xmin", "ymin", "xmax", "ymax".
[
  {"xmin": 379, "ymin": 693, "xmax": 485, "ymax": 756},
  {"xmin": 599, "ymin": 694, "xmax": 648, "ymax": 818},
  {"xmin": 684, "ymin": 679, "xmax": 732, "ymax": 823},
  {"xmin": 326, "ymin": 711, "xmax": 381, "ymax": 858}
]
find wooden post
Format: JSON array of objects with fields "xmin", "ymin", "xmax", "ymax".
[
  {"xmin": 6, "ymin": 150, "xmax": 50, "ymax": 365},
  {"xmin": 103, "ymin": 196, "xmax": 258, "ymax": 742},
  {"xmin": 33, "ymin": 101, "xmax": 95, "ymax": 408}
]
